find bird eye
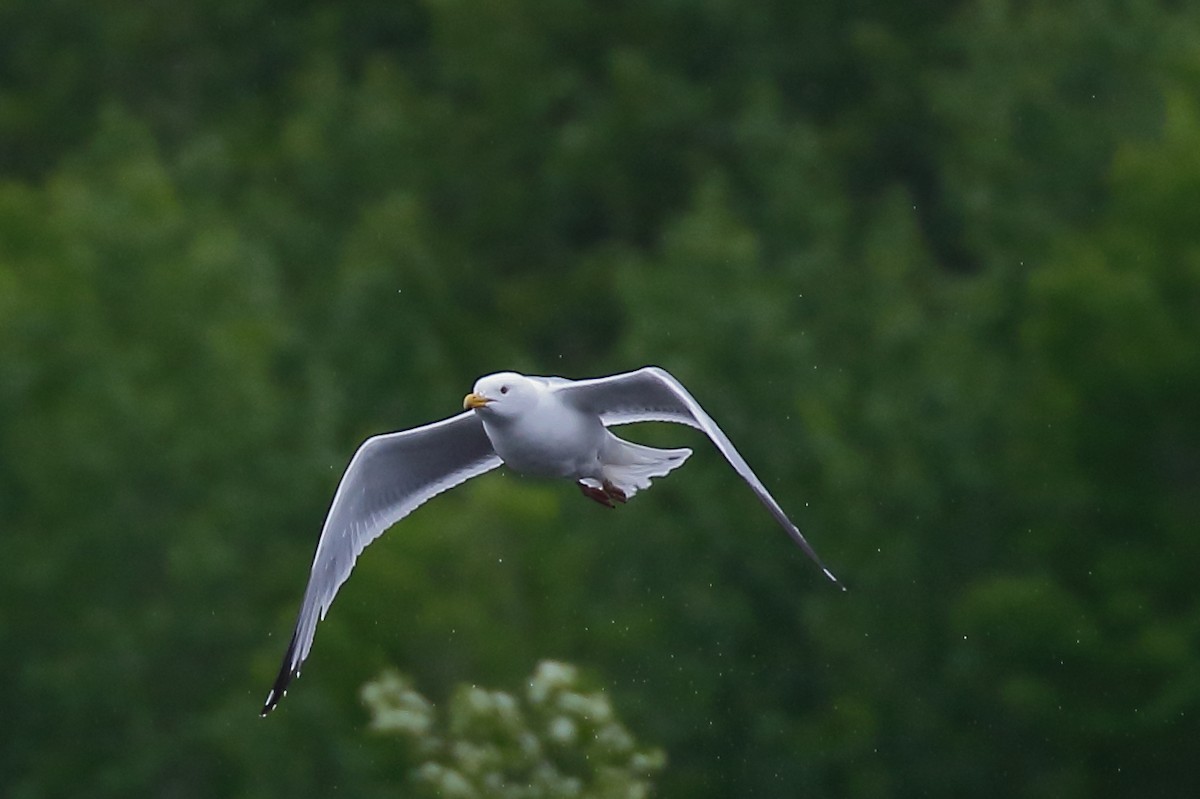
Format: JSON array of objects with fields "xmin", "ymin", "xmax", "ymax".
[{"xmin": 500, "ymin": 385, "xmax": 509, "ymax": 394}]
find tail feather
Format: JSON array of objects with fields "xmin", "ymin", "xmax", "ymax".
[{"xmin": 598, "ymin": 435, "xmax": 691, "ymax": 498}]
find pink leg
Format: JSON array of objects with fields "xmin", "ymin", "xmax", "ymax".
[
  {"xmin": 602, "ymin": 480, "xmax": 628, "ymax": 504},
  {"xmin": 578, "ymin": 481, "xmax": 616, "ymax": 508}
]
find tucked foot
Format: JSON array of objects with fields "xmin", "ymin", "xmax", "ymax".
[
  {"xmin": 602, "ymin": 480, "xmax": 627, "ymax": 504},
  {"xmin": 578, "ymin": 481, "xmax": 616, "ymax": 508}
]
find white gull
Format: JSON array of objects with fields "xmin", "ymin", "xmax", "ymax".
[{"xmin": 261, "ymin": 366, "xmax": 842, "ymax": 715}]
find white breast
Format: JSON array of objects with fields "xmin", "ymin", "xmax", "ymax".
[{"xmin": 482, "ymin": 394, "xmax": 605, "ymax": 478}]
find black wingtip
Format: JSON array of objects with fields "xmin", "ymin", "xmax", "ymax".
[
  {"xmin": 260, "ymin": 665, "xmax": 299, "ymax": 717},
  {"xmin": 260, "ymin": 693, "xmax": 281, "ymax": 717},
  {"xmin": 822, "ymin": 566, "xmax": 848, "ymax": 592},
  {"xmin": 260, "ymin": 631, "xmax": 303, "ymax": 717}
]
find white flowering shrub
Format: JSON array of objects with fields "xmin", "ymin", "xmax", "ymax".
[{"xmin": 362, "ymin": 661, "xmax": 665, "ymax": 798}]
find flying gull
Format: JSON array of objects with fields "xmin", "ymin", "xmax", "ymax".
[{"xmin": 261, "ymin": 366, "xmax": 842, "ymax": 715}]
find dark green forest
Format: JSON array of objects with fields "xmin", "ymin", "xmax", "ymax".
[{"xmin": 2, "ymin": 1, "xmax": 1198, "ymax": 796}]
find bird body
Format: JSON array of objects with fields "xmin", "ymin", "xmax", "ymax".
[
  {"xmin": 471, "ymin": 374, "xmax": 607, "ymax": 478},
  {"xmin": 466, "ymin": 371, "xmax": 691, "ymax": 494},
  {"xmin": 261, "ymin": 366, "xmax": 841, "ymax": 716}
]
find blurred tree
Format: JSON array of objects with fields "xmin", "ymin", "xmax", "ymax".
[
  {"xmin": 362, "ymin": 660, "xmax": 664, "ymax": 798},
  {"xmin": 1, "ymin": 0, "xmax": 1198, "ymax": 797}
]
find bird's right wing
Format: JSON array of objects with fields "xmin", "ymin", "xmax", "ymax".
[
  {"xmin": 262, "ymin": 411, "xmax": 501, "ymax": 715},
  {"xmin": 552, "ymin": 366, "xmax": 843, "ymax": 589}
]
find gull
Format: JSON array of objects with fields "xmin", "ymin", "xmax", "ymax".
[{"xmin": 261, "ymin": 366, "xmax": 841, "ymax": 715}]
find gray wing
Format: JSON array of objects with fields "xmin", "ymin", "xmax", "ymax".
[
  {"xmin": 262, "ymin": 411, "xmax": 501, "ymax": 715},
  {"xmin": 552, "ymin": 366, "xmax": 843, "ymax": 589}
]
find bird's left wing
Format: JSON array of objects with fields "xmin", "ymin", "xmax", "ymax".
[
  {"xmin": 262, "ymin": 411, "xmax": 501, "ymax": 715},
  {"xmin": 552, "ymin": 366, "xmax": 843, "ymax": 589}
]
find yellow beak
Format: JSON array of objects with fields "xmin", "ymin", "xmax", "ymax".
[{"xmin": 463, "ymin": 392, "xmax": 491, "ymax": 410}]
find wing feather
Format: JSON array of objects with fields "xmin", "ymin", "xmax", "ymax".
[
  {"xmin": 553, "ymin": 367, "xmax": 843, "ymax": 589},
  {"xmin": 262, "ymin": 411, "xmax": 501, "ymax": 715}
]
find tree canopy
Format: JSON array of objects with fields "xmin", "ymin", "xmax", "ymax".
[{"xmin": 2, "ymin": 1, "xmax": 1197, "ymax": 797}]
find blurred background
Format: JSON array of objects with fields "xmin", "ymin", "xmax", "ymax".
[{"xmin": 2, "ymin": 1, "xmax": 1198, "ymax": 796}]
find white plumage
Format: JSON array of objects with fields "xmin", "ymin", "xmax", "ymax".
[{"xmin": 261, "ymin": 366, "xmax": 841, "ymax": 715}]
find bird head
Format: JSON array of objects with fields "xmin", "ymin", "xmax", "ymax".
[{"xmin": 463, "ymin": 372, "xmax": 538, "ymax": 419}]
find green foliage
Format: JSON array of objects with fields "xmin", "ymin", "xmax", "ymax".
[
  {"xmin": 2, "ymin": 1, "xmax": 1198, "ymax": 797},
  {"xmin": 362, "ymin": 661, "xmax": 664, "ymax": 798}
]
